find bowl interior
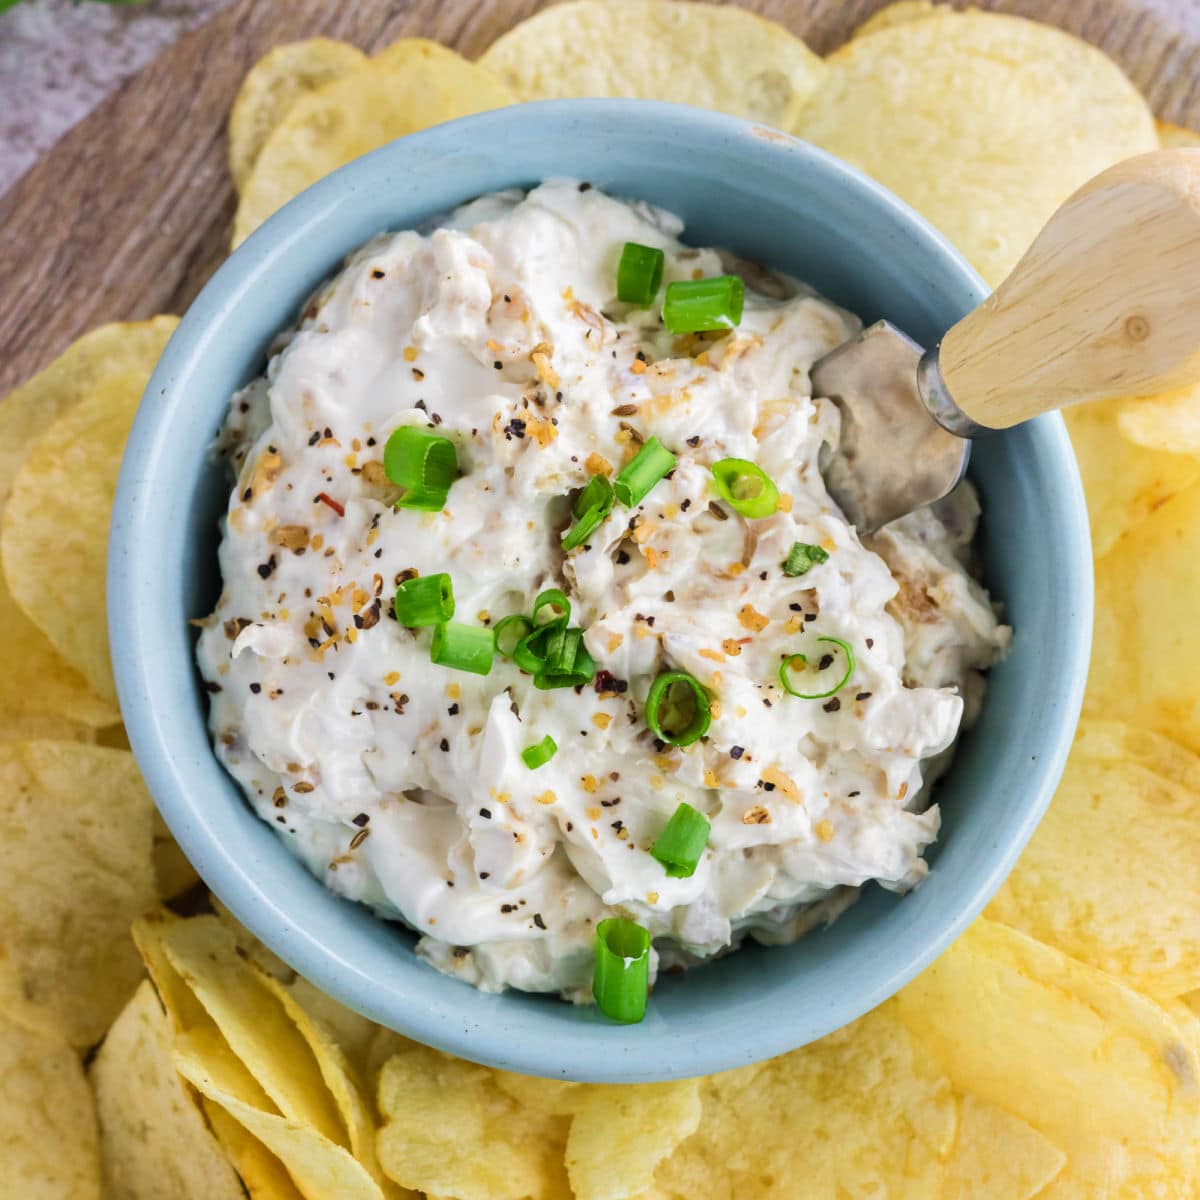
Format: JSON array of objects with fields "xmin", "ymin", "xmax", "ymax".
[{"xmin": 110, "ymin": 101, "xmax": 1091, "ymax": 1082}]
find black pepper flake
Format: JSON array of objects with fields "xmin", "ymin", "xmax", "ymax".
[
  {"xmin": 493, "ymin": 360, "xmax": 503, "ymax": 371},
  {"xmin": 686, "ymin": 435, "xmax": 701, "ymax": 447},
  {"xmin": 848, "ymin": 790, "xmax": 861, "ymax": 798},
  {"xmin": 616, "ymin": 549, "xmax": 630, "ymax": 565},
  {"xmin": 308, "ymin": 430, "xmax": 321, "ymax": 446},
  {"xmin": 241, "ymin": 487, "xmax": 253, "ymax": 502},
  {"xmin": 823, "ymin": 698, "xmax": 841, "ymax": 713},
  {"xmin": 565, "ymin": 821, "xmax": 574, "ymax": 832},
  {"xmin": 761, "ymin": 780, "xmax": 777, "ymax": 792},
  {"xmin": 371, "ymin": 268, "xmax": 385, "ymax": 279},
  {"xmin": 439, "ymin": 738, "xmax": 450, "ymax": 752},
  {"xmin": 759, "ymin": 571, "xmax": 768, "ymax": 581},
  {"xmin": 653, "ymin": 737, "xmax": 667, "ymax": 753},
  {"xmin": 249, "ymin": 682, "xmax": 262, "ymax": 694},
  {"xmin": 204, "ymin": 681, "xmax": 222, "ymax": 694},
  {"xmin": 452, "ymin": 945, "xmax": 469, "ymax": 958},
  {"xmin": 480, "ymin": 808, "xmax": 492, "ymax": 820},
  {"xmin": 480, "ymin": 871, "xmax": 490, "ymax": 879},
  {"xmin": 804, "ymin": 612, "xmax": 818, "ymax": 623},
  {"xmin": 789, "ymin": 603, "xmax": 803, "ymax": 612},
  {"xmin": 611, "ymin": 820, "xmax": 624, "ymax": 832},
  {"xmin": 866, "ymin": 638, "xmax": 875, "ymax": 648},
  {"xmin": 578, "ymin": 181, "xmax": 592, "ymax": 191},
  {"xmin": 503, "ymin": 417, "xmax": 526, "ymax": 440},
  {"xmin": 601, "ymin": 797, "xmax": 620, "ymax": 807},
  {"xmin": 681, "ymin": 498, "xmax": 692, "ymax": 511},
  {"xmin": 555, "ymin": 391, "xmax": 563, "ymax": 402},
  {"xmin": 501, "ymin": 903, "xmax": 516, "ymax": 913},
  {"xmin": 257, "ymin": 555, "xmax": 277, "ymax": 580},
  {"xmin": 366, "ymin": 436, "xmax": 376, "ymax": 447},
  {"xmin": 730, "ymin": 745, "xmax": 745, "ymax": 760},
  {"xmin": 352, "ymin": 812, "xmax": 370, "ymax": 827},
  {"xmin": 818, "ymin": 653, "xmax": 834, "ymax": 671},
  {"xmin": 431, "ymin": 412, "xmax": 443, "ymax": 426},
  {"xmin": 533, "ymin": 913, "xmax": 546, "ymax": 930},
  {"xmin": 415, "ymin": 399, "xmax": 427, "ymax": 412},
  {"xmin": 448, "ymin": 703, "xmax": 459, "ymax": 716},
  {"xmin": 412, "ymin": 367, "xmax": 425, "ymax": 381},
  {"xmin": 856, "ymin": 692, "xmax": 873, "ymax": 702}
]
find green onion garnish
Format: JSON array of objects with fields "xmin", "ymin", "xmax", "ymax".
[
  {"xmin": 650, "ymin": 802, "xmax": 711, "ymax": 878},
  {"xmin": 521, "ymin": 735, "xmax": 558, "ymax": 770},
  {"xmin": 644, "ymin": 671, "xmax": 711, "ymax": 747},
  {"xmin": 711, "ymin": 458, "xmax": 778, "ymax": 519},
  {"xmin": 393, "ymin": 573, "xmax": 454, "ymax": 627},
  {"xmin": 662, "ymin": 275, "xmax": 744, "ymax": 334},
  {"xmin": 384, "ymin": 426, "xmax": 458, "ymax": 511},
  {"xmin": 532, "ymin": 588, "xmax": 571, "ymax": 629},
  {"xmin": 616, "ymin": 242, "xmax": 665, "ymax": 306},
  {"xmin": 513, "ymin": 625, "xmax": 554, "ymax": 675},
  {"xmin": 535, "ymin": 627, "xmax": 596, "ymax": 690},
  {"xmin": 783, "ymin": 542, "xmax": 829, "ymax": 577},
  {"xmin": 493, "ymin": 613, "xmax": 534, "ymax": 660},
  {"xmin": 593, "ymin": 918, "xmax": 650, "ymax": 1024},
  {"xmin": 614, "ymin": 437, "xmax": 676, "ymax": 508},
  {"xmin": 562, "ymin": 475, "xmax": 615, "ymax": 551},
  {"xmin": 430, "ymin": 622, "xmax": 494, "ymax": 676},
  {"xmin": 779, "ymin": 635, "xmax": 855, "ymax": 699}
]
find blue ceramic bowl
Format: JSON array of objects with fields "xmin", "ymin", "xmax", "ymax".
[{"xmin": 109, "ymin": 101, "xmax": 1091, "ymax": 1082}]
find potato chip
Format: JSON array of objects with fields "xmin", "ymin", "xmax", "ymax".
[
  {"xmin": 90, "ymin": 981, "xmax": 244, "ymax": 1200},
  {"xmin": 654, "ymin": 1002, "xmax": 956, "ymax": 1199},
  {"xmin": 0, "ymin": 709, "xmax": 96, "ymax": 744},
  {"xmin": 202, "ymin": 1099, "xmax": 307, "ymax": 1200},
  {"xmin": 2, "ymin": 371, "xmax": 145, "ymax": 706},
  {"xmin": 986, "ymin": 720, "xmax": 1200, "ymax": 998},
  {"xmin": 493, "ymin": 1069, "xmax": 583, "ymax": 1117},
  {"xmin": 377, "ymin": 1041, "xmax": 570, "ymax": 1200},
  {"xmin": 1158, "ymin": 120, "xmax": 1200, "ymax": 148},
  {"xmin": 1116, "ymin": 382, "xmax": 1200, "ymax": 455},
  {"xmin": 896, "ymin": 919, "xmax": 1200, "ymax": 1198},
  {"xmin": 1, "ymin": 1012, "xmax": 100, "ymax": 1200},
  {"xmin": 943, "ymin": 1094, "xmax": 1065, "ymax": 1200},
  {"xmin": 851, "ymin": 0, "xmax": 940, "ymax": 38},
  {"xmin": 132, "ymin": 909, "xmax": 211, "ymax": 1032},
  {"xmin": 565, "ymin": 1080, "xmax": 701, "ymax": 1200},
  {"xmin": 478, "ymin": 1, "xmax": 825, "ymax": 131},
  {"xmin": 0, "ymin": 741, "xmax": 156, "ymax": 1047},
  {"xmin": 284, "ymin": 977, "xmax": 376, "ymax": 1072},
  {"xmin": 233, "ymin": 40, "xmax": 515, "ymax": 245},
  {"xmin": 1086, "ymin": 475, "xmax": 1200, "ymax": 755},
  {"xmin": 175, "ymin": 1027, "xmax": 385, "ymax": 1200},
  {"xmin": 163, "ymin": 916, "xmax": 347, "ymax": 1146},
  {"xmin": 1063, "ymin": 397, "xmax": 1200, "ymax": 556},
  {"xmin": 229, "ymin": 39, "xmax": 367, "ymax": 190},
  {"xmin": 253, "ymin": 967, "xmax": 381, "ymax": 1180},
  {"xmin": 794, "ymin": 11, "xmax": 1157, "ymax": 286},
  {"xmin": 152, "ymin": 818, "xmax": 200, "ymax": 901}
]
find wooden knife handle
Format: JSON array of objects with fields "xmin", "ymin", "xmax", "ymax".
[{"xmin": 938, "ymin": 149, "xmax": 1200, "ymax": 430}]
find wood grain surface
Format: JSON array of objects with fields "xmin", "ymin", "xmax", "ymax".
[{"xmin": 2, "ymin": 0, "xmax": 1198, "ymax": 395}]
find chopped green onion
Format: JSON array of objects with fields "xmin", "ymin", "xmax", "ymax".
[
  {"xmin": 521, "ymin": 735, "xmax": 558, "ymax": 770},
  {"xmin": 783, "ymin": 542, "xmax": 829, "ymax": 577},
  {"xmin": 562, "ymin": 475, "xmax": 615, "ymax": 551},
  {"xmin": 662, "ymin": 275, "xmax": 744, "ymax": 334},
  {"xmin": 711, "ymin": 458, "xmax": 778, "ymax": 518},
  {"xmin": 651, "ymin": 802, "xmax": 711, "ymax": 878},
  {"xmin": 513, "ymin": 625, "xmax": 554, "ymax": 675},
  {"xmin": 644, "ymin": 671, "xmax": 711, "ymax": 747},
  {"xmin": 779, "ymin": 635, "xmax": 855, "ymax": 699},
  {"xmin": 384, "ymin": 427, "xmax": 458, "ymax": 511},
  {"xmin": 430, "ymin": 622, "xmax": 494, "ymax": 676},
  {"xmin": 493, "ymin": 613, "xmax": 534, "ymax": 660},
  {"xmin": 614, "ymin": 437, "xmax": 676, "ymax": 508},
  {"xmin": 532, "ymin": 588, "xmax": 571, "ymax": 628},
  {"xmin": 593, "ymin": 918, "xmax": 650, "ymax": 1024},
  {"xmin": 616, "ymin": 242, "xmax": 665, "ymax": 306},
  {"xmin": 393, "ymin": 573, "xmax": 454, "ymax": 627},
  {"xmin": 535, "ymin": 629, "xmax": 596, "ymax": 690}
]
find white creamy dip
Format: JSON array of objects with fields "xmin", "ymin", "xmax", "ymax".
[{"xmin": 197, "ymin": 181, "xmax": 1010, "ymax": 1000}]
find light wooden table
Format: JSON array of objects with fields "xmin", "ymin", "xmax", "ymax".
[{"xmin": 1, "ymin": 0, "xmax": 1197, "ymax": 394}]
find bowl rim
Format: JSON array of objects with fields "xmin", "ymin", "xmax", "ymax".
[{"xmin": 109, "ymin": 99, "xmax": 1091, "ymax": 1082}]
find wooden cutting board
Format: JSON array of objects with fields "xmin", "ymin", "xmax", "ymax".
[{"xmin": 2, "ymin": 0, "xmax": 1197, "ymax": 396}]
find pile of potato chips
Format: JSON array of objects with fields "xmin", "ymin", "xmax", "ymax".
[{"xmin": 3, "ymin": 2, "xmax": 1200, "ymax": 1197}]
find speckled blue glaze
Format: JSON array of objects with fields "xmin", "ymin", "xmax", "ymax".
[{"xmin": 108, "ymin": 101, "xmax": 1091, "ymax": 1082}]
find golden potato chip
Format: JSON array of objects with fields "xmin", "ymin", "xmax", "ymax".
[
  {"xmin": 284, "ymin": 977, "xmax": 376, "ymax": 1071},
  {"xmin": 0, "ymin": 318, "xmax": 176, "ymax": 727},
  {"xmin": 1158, "ymin": 120, "xmax": 1200, "ymax": 148},
  {"xmin": 377, "ymin": 1041, "xmax": 570, "ymax": 1200},
  {"xmin": 896, "ymin": 919, "xmax": 1200, "ymax": 1198},
  {"xmin": 494, "ymin": 1069, "xmax": 583, "ymax": 1117},
  {"xmin": 132, "ymin": 909, "xmax": 211, "ymax": 1032},
  {"xmin": 1086, "ymin": 475, "xmax": 1200, "ymax": 755},
  {"xmin": 163, "ymin": 916, "xmax": 347, "ymax": 1146},
  {"xmin": 0, "ymin": 709, "xmax": 96, "ymax": 744},
  {"xmin": 1, "ymin": 1012, "xmax": 100, "ymax": 1200},
  {"xmin": 986, "ymin": 720, "xmax": 1200, "ymax": 998},
  {"xmin": 253, "ymin": 968, "xmax": 380, "ymax": 1180},
  {"xmin": 90, "ymin": 981, "xmax": 244, "ymax": 1200},
  {"xmin": 852, "ymin": 0, "xmax": 940, "ymax": 38},
  {"xmin": 175, "ymin": 1027, "xmax": 385, "ymax": 1200},
  {"xmin": 943, "ymin": 1094, "xmax": 1066, "ymax": 1200},
  {"xmin": 2, "ymin": 371, "xmax": 145, "ymax": 706},
  {"xmin": 229, "ymin": 38, "xmax": 368, "ymax": 190},
  {"xmin": 233, "ymin": 40, "xmax": 514, "ymax": 245},
  {"xmin": 1115, "ymin": 382, "xmax": 1200, "ymax": 455},
  {"xmin": 479, "ymin": 1, "xmax": 825, "ymax": 130},
  {"xmin": 794, "ymin": 11, "xmax": 1157, "ymax": 286},
  {"xmin": 565, "ymin": 1081, "xmax": 701, "ymax": 1200},
  {"xmin": 211, "ymin": 894, "xmax": 294, "ymax": 980},
  {"xmin": 202, "ymin": 1099, "xmax": 307, "ymax": 1200},
  {"xmin": 654, "ymin": 1003, "xmax": 955, "ymax": 1199},
  {"xmin": 0, "ymin": 741, "xmax": 156, "ymax": 1047},
  {"xmin": 1063, "ymin": 397, "xmax": 1200, "ymax": 556}
]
